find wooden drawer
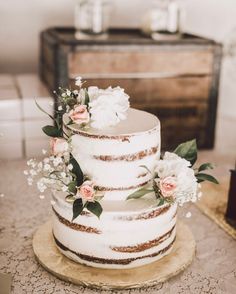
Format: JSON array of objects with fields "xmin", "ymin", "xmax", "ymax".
[
  {"xmin": 69, "ymin": 76, "xmax": 211, "ymax": 102},
  {"xmin": 68, "ymin": 48, "xmax": 213, "ymax": 76}
]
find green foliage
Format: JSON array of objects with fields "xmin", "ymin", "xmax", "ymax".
[
  {"xmin": 174, "ymin": 139, "xmax": 197, "ymax": 166},
  {"xmin": 68, "ymin": 181, "xmax": 77, "ymax": 194},
  {"xmin": 86, "ymin": 201, "xmax": 103, "ymax": 218},
  {"xmin": 196, "ymin": 173, "xmax": 219, "ymax": 184},
  {"xmin": 69, "ymin": 156, "xmax": 84, "ymax": 186},
  {"xmin": 126, "ymin": 187, "xmax": 153, "ymax": 200},
  {"xmin": 72, "ymin": 198, "xmax": 84, "ymax": 221},
  {"xmin": 42, "ymin": 125, "xmax": 62, "ymax": 137},
  {"xmin": 84, "ymin": 90, "xmax": 90, "ymax": 107},
  {"xmin": 198, "ymin": 163, "xmax": 214, "ymax": 172}
]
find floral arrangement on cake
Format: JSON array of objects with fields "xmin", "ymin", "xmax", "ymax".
[
  {"xmin": 24, "ymin": 78, "xmax": 218, "ymax": 221},
  {"xmin": 127, "ymin": 140, "xmax": 218, "ymax": 205}
]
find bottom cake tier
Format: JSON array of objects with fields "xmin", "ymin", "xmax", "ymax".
[{"xmin": 52, "ymin": 192, "xmax": 177, "ymax": 269}]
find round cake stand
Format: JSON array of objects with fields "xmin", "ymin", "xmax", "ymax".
[{"xmin": 32, "ymin": 220, "xmax": 196, "ymax": 290}]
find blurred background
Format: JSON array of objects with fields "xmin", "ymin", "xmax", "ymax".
[{"xmin": 0, "ymin": 0, "xmax": 236, "ymax": 159}]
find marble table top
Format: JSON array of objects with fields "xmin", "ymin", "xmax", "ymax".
[{"xmin": 0, "ymin": 154, "xmax": 236, "ymax": 294}]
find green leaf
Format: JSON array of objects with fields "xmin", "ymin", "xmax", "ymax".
[
  {"xmin": 198, "ymin": 163, "xmax": 214, "ymax": 172},
  {"xmin": 174, "ymin": 139, "xmax": 197, "ymax": 166},
  {"xmin": 196, "ymin": 173, "xmax": 219, "ymax": 184},
  {"xmin": 65, "ymin": 195, "xmax": 75, "ymax": 203},
  {"xmin": 35, "ymin": 100, "xmax": 54, "ymax": 120},
  {"xmin": 84, "ymin": 90, "xmax": 90, "ymax": 107},
  {"xmin": 68, "ymin": 181, "xmax": 77, "ymax": 194},
  {"xmin": 139, "ymin": 165, "xmax": 152, "ymax": 174},
  {"xmin": 126, "ymin": 187, "xmax": 153, "ymax": 200},
  {"xmin": 157, "ymin": 198, "xmax": 165, "ymax": 206},
  {"xmin": 69, "ymin": 156, "xmax": 84, "ymax": 186},
  {"xmin": 86, "ymin": 201, "xmax": 103, "ymax": 218},
  {"xmin": 42, "ymin": 125, "xmax": 62, "ymax": 137},
  {"xmin": 72, "ymin": 198, "xmax": 84, "ymax": 221}
]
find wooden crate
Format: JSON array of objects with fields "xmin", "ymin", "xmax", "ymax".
[{"xmin": 40, "ymin": 28, "xmax": 222, "ymax": 150}]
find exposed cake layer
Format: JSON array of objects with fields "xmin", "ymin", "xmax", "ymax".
[
  {"xmin": 52, "ymin": 193, "xmax": 177, "ymax": 269},
  {"xmin": 65, "ymin": 108, "xmax": 160, "ymax": 201}
]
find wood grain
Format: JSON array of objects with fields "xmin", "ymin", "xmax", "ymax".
[
  {"xmin": 68, "ymin": 50, "xmax": 213, "ymax": 76},
  {"xmin": 69, "ymin": 76, "xmax": 211, "ymax": 102}
]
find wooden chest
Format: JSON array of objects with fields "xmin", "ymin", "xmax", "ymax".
[{"xmin": 40, "ymin": 28, "xmax": 222, "ymax": 150}]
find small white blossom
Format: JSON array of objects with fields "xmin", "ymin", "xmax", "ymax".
[
  {"xmin": 61, "ymin": 172, "xmax": 66, "ymax": 178},
  {"xmin": 23, "ymin": 170, "xmax": 28, "ymax": 175},
  {"xmin": 58, "ymin": 105, "xmax": 63, "ymax": 111},
  {"xmin": 75, "ymin": 76, "xmax": 83, "ymax": 87},
  {"xmin": 185, "ymin": 212, "xmax": 192, "ymax": 218},
  {"xmin": 53, "ymin": 157, "xmax": 62, "ymax": 167},
  {"xmin": 67, "ymin": 164, "xmax": 73, "ymax": 170},
  {"xmin": 44, "ymin": 164, "xmax": 51, "ymax": 171},
  {"xmin": 62, "ymin": 93, "xmax": 67, "ymax": 98},
  {"xmin": 198, "ymin": 191, "xmax": 203, "ymax": 198},
  {"xmin": 66, "ymin": 89, "xmax": 71, "ymax": 96},
  {"xmin": 42, "ymin": 149, "xmax": 47, "ymax": 155}
]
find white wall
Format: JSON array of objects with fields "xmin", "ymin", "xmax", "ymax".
[{"xmin": 0, "ymin": 0, "xmax": 236, "ymax": 153}]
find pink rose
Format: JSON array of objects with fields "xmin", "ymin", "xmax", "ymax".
[
  {"xmin": 159, "ymin": 176, "xmax": 177, "ymax": 198},
  {"xmin": 69, "ymin": 105, "xmax": 89, "ymax": 125},
  {"xmin": 50, "ymin": 138, "xmax": 68, "ymax": 157},
  {"xmin": 78, "ymin": 181, "xmax": 95, "ymax": 202}
]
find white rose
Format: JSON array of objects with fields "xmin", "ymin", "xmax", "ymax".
[
  {"xmin": 155, "ymin": 152, "xmax": 198, "ymax": 204},
  {"xmin": 88, "ymin": 86, "xmax": 130, "ymax": 129}
]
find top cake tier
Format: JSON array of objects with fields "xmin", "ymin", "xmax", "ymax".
[
  {"xmin": 65, "ymin": 108, "xmax": 159, "ymax": 136},
  {"xmin": 64, "ymin": 108, "xmax": 160, "ymax": 201}
]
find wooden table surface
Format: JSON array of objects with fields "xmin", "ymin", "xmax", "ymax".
[{"xmin": 0, "ymin": 152, "xmax": 235, "ymax": 294}]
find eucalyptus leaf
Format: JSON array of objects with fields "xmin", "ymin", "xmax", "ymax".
[
  {"xmin": 126, "ymin": 187, "xmax": 153, "ymax": 200},
  {"xmin": 86, "ymin": 201, "xmax": 103, "ymax": 218},
  {"xmin": 68, "ymin": 181, "xmax": 77, "ymax": 194},
  {"xmin": 174, "ymin": 139, "xmax": 197, "ymax": 166},
  {"xmin": 139, "ymin": 165, "xmax": 152, "ymax": 174},
  {"xmin": 196, "ymin": 173, "xmax": 219, "ymax": 184},
  {"xmin": 42, "ymin": 125, "xmax": 61, "ymax": 137},
  {"xmin": 69, "ymin": 156, "xmax": 84, "ymax": 186},
  {"xmin": 198, "ymin": 163, "xmax": 214, "ymax": 172},
  {"xmin": 35, "ymin": 100, "xmax": 54, "ymax": 121},
  {"xmin": 65, "ymin": 195, "xmax": 75, "ymax": 203},
  {"xmin": 72, "ymin": 198, "xmax": 84, "ymax": 221},
  {"xmin": 84, "ymin": 90, "xmax": 90, "ymax": 107},
  {"xmin": 157, "ymin": 198, "xmax": 165, "ymax": 207}
]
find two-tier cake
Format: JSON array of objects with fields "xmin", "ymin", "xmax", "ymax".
[
  {"xmin": 26, "ymin": 80, "xmax": 217, "ymax": 271},
  {"xmin": 52, "ymin": 108, "xmax": 177, "ymax": 269}
]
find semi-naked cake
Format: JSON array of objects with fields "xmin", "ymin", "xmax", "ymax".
[{"xmin": 52, "ymin": 108, "xmax": 177, "ymax": 269}]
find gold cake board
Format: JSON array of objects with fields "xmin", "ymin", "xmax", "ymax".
[
  {"xmin": 33, "ymin": 221, "xmax": 196, "ymax": 290},
  {"xmin": 196, "ymin": 180, "xmax": 236, "ymax": 240}
]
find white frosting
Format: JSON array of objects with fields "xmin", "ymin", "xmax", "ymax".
[
  {"xmin": 67, "ymin": 108, "xmax": 160, "ymax": 201},
  {"xmin": 53, "ymin": 107, "xmax": 177, "ymax": 269},
  {"xmin": 52, "ymin": 192, "xmax": 177, "ymax": 269}
]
